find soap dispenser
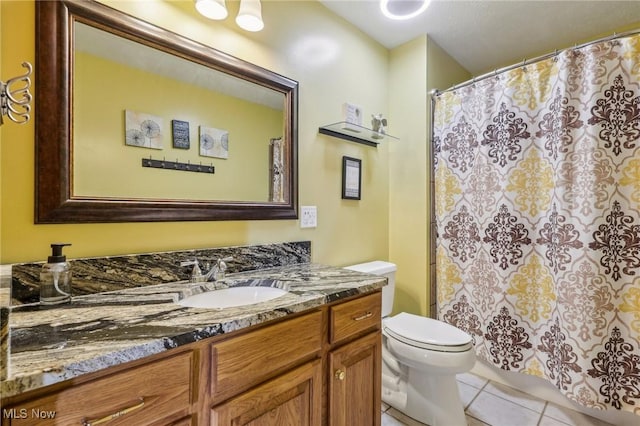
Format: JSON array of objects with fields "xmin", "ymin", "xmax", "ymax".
[{"xmin": 40, "ymin": 243, "xmax": 72, "ymax": 305}]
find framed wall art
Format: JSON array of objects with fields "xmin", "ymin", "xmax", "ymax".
[
  {"xmin": 342, "ymin": 156, "xmax": 361, "ymax": 200},
  {"xmin": 172, "ymin": 119, "xmax": 190, "ymax": 149},
  {"xmin": 200, "ymin": 126, "xmax": 229, "ymax": 159},
  {"xmin": 125, "ymin": 110, "xmax": 163, "ymax": 149}
]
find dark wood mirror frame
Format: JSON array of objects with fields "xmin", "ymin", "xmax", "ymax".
[{"xmin": 35, "ymin": 0, "xmax": 298, "ymax": 223}]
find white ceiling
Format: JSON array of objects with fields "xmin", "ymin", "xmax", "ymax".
[
  {"xmin": 75, "ymin": 22, "xmax": 284, "ymax": 109},
  {"xmin": 319, "ymin": 0, "xmax": 640, "ymax": 75}
]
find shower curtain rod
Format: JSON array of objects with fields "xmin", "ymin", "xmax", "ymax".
[{"xmin": 431, "ymin": 27, "xmax": 640, "ymax": 97}]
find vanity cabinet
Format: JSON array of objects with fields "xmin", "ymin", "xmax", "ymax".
[
  {"xmin": 327, "ymin": 292, "xmax": 382, "ymax": 426},
  {"xmin": 2, "ymin": 350, "xmax": 195, "ymax": 425},
  {"xmin": 2, "ymin": 291, "xmax": 381, "ymax": 426}
]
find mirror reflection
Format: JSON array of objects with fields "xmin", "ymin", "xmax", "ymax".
[
  {"xmin": 35, "ymin": 0, "xmax": 298, "ymax": 223},
  {"xmin": 73, "ymin": 22, "xmax": 284, "ymax": 202}
]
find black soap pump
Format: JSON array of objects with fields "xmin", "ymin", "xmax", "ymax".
[{"xmin": 40, "ymin": 243, "xmax": 72, "ymax": 305}]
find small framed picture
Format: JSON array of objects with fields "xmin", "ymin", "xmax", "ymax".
[
  {"xmin": 342, "ymin": 102, "xmax": 363, "ymax": 132},
  {"xmin": 172, "ymin": 120, "xmax": 190, "ymax": 149},
  {"xmin": 342, "ymin": 156, "xmax": 361, "ymax": 200}
]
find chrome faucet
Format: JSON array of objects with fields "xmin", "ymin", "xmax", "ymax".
[
  {"xmin": 180, "ymin": 256, "xmax": 233, "ymax": 283},
  {"xmin": 206, "ymin": 256, "xmax": 233, "ymax": 281},
  {"xmin": 180, "ymin": 259, "xmax": 205, "ymax": 283}
]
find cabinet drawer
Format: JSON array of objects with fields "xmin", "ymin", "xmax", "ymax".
[
  {"xmin": 211, "ymin": 311, "xmax": 322, "ymax": 402},
  {"xmin": 6, "ymin": 351, "xmax": 194, "ymax": 425},
  {"xmin": 330, "ymin": 292, "xmax": 381, "ymax": 344}
]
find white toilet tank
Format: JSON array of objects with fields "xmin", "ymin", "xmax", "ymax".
[{"xmin": 344, "ymin": 261, "xmax": 396, "ymax": 317}]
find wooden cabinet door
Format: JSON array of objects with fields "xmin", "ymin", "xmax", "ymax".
[
  {"xmin": 328, "ymin": 331, "xmax": 381, "ymax": 426},
  {"xmin": 210, "ymin": 360, "xmax": 322, "ymax": 426}
]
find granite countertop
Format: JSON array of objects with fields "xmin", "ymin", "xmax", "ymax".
[{"xmin": 1, "ymin": 263, "xmax": 385, "ymax": 398}]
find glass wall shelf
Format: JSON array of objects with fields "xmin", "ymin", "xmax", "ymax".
[{"xmin": 318, "ymin": 122, "xmax": 398, "ymax": 147}]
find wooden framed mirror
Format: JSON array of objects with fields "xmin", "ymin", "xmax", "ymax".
[{"xmin": 35, "ymin": 0, "xmax": 298, "ymax": 223}]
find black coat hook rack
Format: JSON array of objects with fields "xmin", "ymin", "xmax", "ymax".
[{"xmin": 142, "ymin": 157, "xmax": 215, "ymax": 174}]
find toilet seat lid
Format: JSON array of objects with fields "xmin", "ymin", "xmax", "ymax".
[{"xmin": 383, "ymin": 312, "xmax": 473, "ymax": 352}]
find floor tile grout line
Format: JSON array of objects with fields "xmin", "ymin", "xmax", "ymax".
[
  {"xmin": 463, "ymin": 384, "xmax": 485, "ymax": 410},
  {"xmin": 456, "ymin": 375, "xmax": 491, "ymax": 391},
  {"xmin": 534, "ymin": 401, "xmax": 548, "ymax": 426},
  {"xmin": 536, "ymin": 402, "xmax": 575, "ymax": 426},
  {"xmin": 538, "ymin": 401, "xmax": 549, "ymax": 425},
  {"xmin": 479, "ymin": 387, "xmax": 545, "ymax": 416},
  {"xmin": 479, "ymin": 378, "xmax": 490, "ymax": 391},
  {"xmin": 458, "ymin": 376, "xmax": 490, "ymax": 417},
  {"xmin": 483, "ymin": 379, "xmax": 548, "ymax": 414},
  {"xmin": 466, "ymin": 413, "xmax": 489, "ymax": 426}
]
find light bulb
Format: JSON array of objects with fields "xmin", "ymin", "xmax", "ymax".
[
  {"xmin": 195, "ymin": 0, "xmax": 228, "ymax": 20},
  {"xmin": 236, "ymin": 0, "xmax": 264, "ymax": 32}
]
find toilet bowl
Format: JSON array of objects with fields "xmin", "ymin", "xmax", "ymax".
[{"xmin": 345, "ymin": 261, "xmax": 475, "ymax": 426}]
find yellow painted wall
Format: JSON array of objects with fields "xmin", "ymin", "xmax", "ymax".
[
  {"xmin": 74, "ymin": 52, "xmax": 281, "ymax": 201},
  {"xmin": 0, "ymin": 0, "xmax": 390, "ymax": 264},
  {"xmin": 388, "ymin": 36, "xmax": 429, "ymax": 316},
  {"xmin": 388, "ymin": 36, "xmax": 470, "ymax": 317},
  {"xmin": 4, "ymin": 0, "xmax": 634, "ymax": 273}
]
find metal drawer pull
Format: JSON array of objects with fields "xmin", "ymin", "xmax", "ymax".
[
  {"xmin": 83, "ymin": 398, "xmax": 145, "ymax": 426},
  {"xmin": 353, "ymin": 311, "xmax": 373, "ymax": 321},
  {"xmin": 335, "ymin": 369, "xmax": 346, "ymax": 380}
]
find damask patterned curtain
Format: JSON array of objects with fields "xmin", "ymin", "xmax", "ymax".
[{"xmin": 433, "ymin": 32, "xmax": 640, "ymax": 416}]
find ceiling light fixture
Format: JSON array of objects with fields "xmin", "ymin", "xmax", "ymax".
[
  {"xmin": 194, "ymin": 0, "xmax": 264, "ymax": 32},
  {"xmin": 195, "ymin": 0, "xmax": 228, "ymax": 20},
  {"xmin": 380, "ymin": 0, "xmax": 431, "ymax": 20},
  {"xmin": 236, "ymin": 0, "xmax": 264, "ymax": 32}
]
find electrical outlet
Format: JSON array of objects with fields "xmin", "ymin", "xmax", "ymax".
[{"xmin": 300, "ymin": 206, "xmax": 317, "ymax": 228}]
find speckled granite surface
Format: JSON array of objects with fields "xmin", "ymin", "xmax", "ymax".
[
  {"xmin": 11, "ymin": 241, "xmax": 311, "ymax": 305},
  {"xmin": 1, "ymin": 265, "xmax": 10, "ymax": 381},
  {"xmin": 1, "ymin": 263, "xmax": 385, "ymax": 398}
]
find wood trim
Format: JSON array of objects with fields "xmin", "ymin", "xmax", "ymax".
[{"xmin": 34, "ymin": 0, "xmax": 298, "ymax": 223}]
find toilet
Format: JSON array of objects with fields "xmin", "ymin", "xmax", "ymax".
[{"xmin": 345, "ymin": 261, "xmax": 475, "ymax": 426}]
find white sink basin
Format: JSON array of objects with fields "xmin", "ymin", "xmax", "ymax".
[{"xmin": 177, "ymin": 286, "xmax": 288, "ymax": 309}]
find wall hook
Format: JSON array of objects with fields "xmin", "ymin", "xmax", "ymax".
[
  {"xmin": 141, "ymin": 157, "xmax": 215, "ymax": 174},
  {"xmin": 1, "ymin": 62, "xmax": 33, "ymax": 126}
]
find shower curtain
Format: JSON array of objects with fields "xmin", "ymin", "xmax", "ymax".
[{"xmin": 433, "ymin": 32, "xmax": 640, "ymax": 416}]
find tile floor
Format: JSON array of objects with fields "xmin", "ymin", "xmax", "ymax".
[{"xmin": 381, "ymin": 372, "xmax": 612, "ymax": 426}]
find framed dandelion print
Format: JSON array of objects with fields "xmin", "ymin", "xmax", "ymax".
[
  {"xmin": 125, "ymin": 110, "xmax": 163, "ymax": 149},
  {"xmin": 200, "ymin": 126, "xmax": 229, "ymax": 159}
]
